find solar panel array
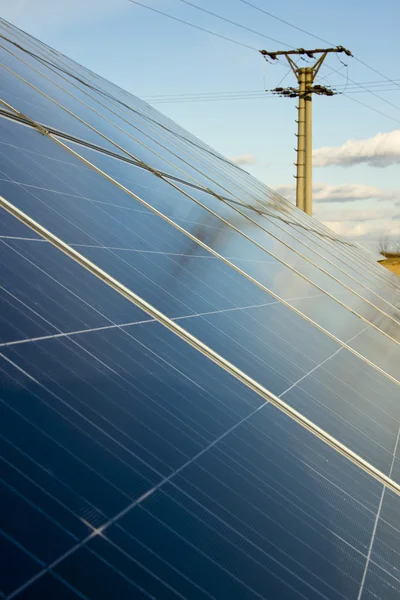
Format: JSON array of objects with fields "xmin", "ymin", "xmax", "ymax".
[{"xmin": 0, "ymin": 18, "xmax": 399, "ymax": 600}]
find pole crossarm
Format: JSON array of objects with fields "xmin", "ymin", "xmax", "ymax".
[
  {"xmin": 260, "ymin": 46, "xmax": 351, "ymax": 215},
  {"xmin": 259, "ymin": 46, "xmax": 352, "ymax": 60}
]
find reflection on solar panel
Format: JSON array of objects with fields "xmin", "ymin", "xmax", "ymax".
[{"xmin": 1, "ymin": 17, "xmax": 399, "ymax": 600}]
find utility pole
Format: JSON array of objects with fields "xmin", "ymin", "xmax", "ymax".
[{"xmin": 260, "ymin": 47, "xmax": 352, "ymax": 216}]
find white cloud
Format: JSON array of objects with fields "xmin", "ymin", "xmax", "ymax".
[
  {"xmin": 321, "ymin": 219, "xmax": 400, "ymax": 239},
  {"xmin": 229, "ymin": 153, "xmax": 257, "ymax": 166},
  {"xmin": 316, "ymin": 206, "xmax": 399, "ymax": 224},
  {"xmin": 274, "ymin": 183, "xmax": 399, "ymax": 204},
  {"xmin": 274, "ymin": 182, "xmax": 400, "ymax": 250},
  {"xmin": 313, "ymin": 130, "xmax": 400, "ymax": 168}
]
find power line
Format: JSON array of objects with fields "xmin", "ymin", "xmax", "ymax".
[
  {"xmin": 239, "ymin": 0, "xmax": 400, "ymax": 97},
  {"xmin": 142, "ymin": 80, "xmax": 400, "ymax": 101},
  {"xmin": 353, "ymin": 56, "xmax": 400, "ymax": 91},
  {"xmin": 149, "ymin": 95, "xmax": 277, "ymax": 105},
  {"xmin": 334, "ymin": 69, "xmax": 400, "ymax": 113},
  {"xmin": 127, "ymin": 0, "xmax": 259, "ymax": 51},
  {"xmin": 130, "ymin": 0, "xmax": 400, "ymax": 122},
  {"xmin": 276, "ymin": 68, "xmax": 292, "ymax": 89},
  {"xmin": 341, "ymin": 93, "xmax": 400, "ymax": 125},
  {"xmin": 144, "ymin": 80, "xmax": 400, "ymax": 96},
  {"xmin": 145, "ymin": 88, "xmax": 400, "ymax": 105},
  {"xmin": 131, "ymin": 0, "xmax": 400, "ymax": 119},
  {"xmin": 238, "ymin": 0, "xmax": 333, "ymax": 45},
  {"xmin": 175, "ymin": 0, "xmax": 290, "ymax": 47}
]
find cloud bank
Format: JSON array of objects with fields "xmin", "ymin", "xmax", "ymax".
[
  {"xmin": 274, "ymin": 182, "xmax": 400, "ymax": 249},
  {"xmin": 274, "ymin": 183, "xmax": 399, "ymax": 204},
  {"xmin": 313, "ymin": 130, "xmax": 400, "ymax": 168},
  {"xmin": 229, "ymin": 153, "xmax": 257, "ymax": 166}
]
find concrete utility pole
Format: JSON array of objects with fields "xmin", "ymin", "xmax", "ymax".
[{"xmin": 260, "ymin": 47, "xmax": 352, "ymax": 216}]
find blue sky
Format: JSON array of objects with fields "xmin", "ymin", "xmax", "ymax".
[{"xmin": 1, "ymin": 0, "xmax": 400, "ymax": 250}]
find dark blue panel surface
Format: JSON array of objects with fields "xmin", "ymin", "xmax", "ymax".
[
  {"xmin": 54, "ymin": 545, "xmax": 152, "ymax": 600},
  {"xmin": 0, "ymin": 232, "xmax": 146, "ymax": 345},
  {"xmin": 0, "ymin": 211, "xmax": 396, "ymax": 600},
  {"xmin": 109, "ymin": 406, "xmax": 383, "ymax": 600},
  {"xmin": 5, "ymin": 397, "xmax": 387, "ymax": 600},
  {"xmin": 1, "ymin": 19, "xmax": 400, "ymax": 600},
  {"xmin": 0, "ymin": 203, "xmax": 41, "ymax": 239},
  {"xmin": 0, "ymin": 63, "xmax": 115, "ymax": 152},
  {"xmin": 1, "ymin": 121, "xmax": 399, "ymax": 482},
  {"xmin": 2, "ymin": 25, "xmax": 399, "ymax": 308},
  {"xmin": 360, "ymin": 561, "xmax": 400, "ymax": 600},
  {"xmin": 369, "ymin": 490, "xmax": 400, "ymax": 580},
  {"xmin": 0, "ymin": 530, "xmax": 42, "ymax": 597},
  {"xmin": 15, "ymin": 574, "xmax": 84, "ymax": 600},
  {"xmin": 281, "ymin": 370, "xmax": 399, "ymax": 477},
  {"xmin": 3, "ymin": 16, "xmax": 399, "ymax": 300}
]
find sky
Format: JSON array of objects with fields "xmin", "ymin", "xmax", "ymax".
[{"xmin": 1, "ymin": 0, "xmax": 400, "ymax": 251}]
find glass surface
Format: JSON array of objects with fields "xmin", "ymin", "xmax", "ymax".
[
  {"xmin": 360, "ymin": 562, "xmax": 400, "ymax": 600},
  {"xmin": 10, "ymin": 574, "xmax": 84, "ymax": 600},
  {"xmin": 65, "ymin": 142, "xmax": 400, "ymax": 376},
  {"xmin": 0, "ymin": 235, "xmax": 146, "ymax": 343},
  {"xmin": 106, "ymin": 406, "xmax": 383, "ymax": 600},
  {"xmin": 2, "ymin": 22, "xmax": 399, "ymax": 299},
  {"xmin": 1, "ymin": 118, "xmax": 399, "ymax": 477},
  {"xmin": 370, "ymin": 491, "xmax": 400, "ymax": 580},
  {"xmin": 1, "ymin": 19, "xmax": 399, "ymax": 600},
  {"xmin": 0, "ymin": 19, "xmax": 397, "ymax": 277}
]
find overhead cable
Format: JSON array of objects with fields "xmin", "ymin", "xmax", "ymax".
[
  {"xmin": 127, "ymin": 0, "xmax": 259, "ymax": 51},
  {"xmin": 175, "ymin": 0, "xmax": 290, "ymax": 47},
  {"xmin": 239, "ymin": 0, "xmax": 400, "ymax": 101}
]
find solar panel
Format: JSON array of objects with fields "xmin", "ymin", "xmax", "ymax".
[{"xmin": 1, "ymin": 18, "xmax": 399, "ymax": 600}]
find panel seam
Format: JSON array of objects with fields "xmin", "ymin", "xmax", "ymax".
[{"xmin": 1, "ymin": 194, "xmax": 399, "ymax": 497}]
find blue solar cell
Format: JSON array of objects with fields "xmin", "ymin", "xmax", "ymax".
[
  {"xmin": 0, "ymin": 530, "xmax": 41, "ymax": 597},
  {"xmin": 13, "ymin": 574, "xmax": 84, "ymax": 600},
  {"xmin": 1, "ymin": 79, "xmax": 399, "ymax": 482},
  {"xmin": 110, "ymin": 407, "xmax": 383, "ymax": 600},
  {"xmin": 370, "ymin": 492, "xmax": 400, "ymax": 580},
  {"xmin": 0, "ymin": 235, "xmax": 146, "ymax": 344},
  {"xmin": 0, "ymin": 203, "xmax": 41, "ymax": 239},
  {"xmin": 1, "ymin": 20, "xmax": 397, "ymax": 295},
  {"xmin": 1, "ymin": 18, "xmax": 399, "ymax": 600},
  {"xmin": 360, "ymin": 561, "xmax": 400, "ymax": 600}
]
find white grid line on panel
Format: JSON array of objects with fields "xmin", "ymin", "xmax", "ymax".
[
  {"xmin": 1, "ymin": 122, "xmax": 398, "ymax": 303},
  {"xmin": 1, "ymin": 64, "xmax": 400, "ymax": 330},
  {"xmin": 5, "ymin": 35, "xmax": 397, "ymax": 305},
  {"xmin": 0, "ymin": 200, "xmax": 396, "ymax": 596},
  {"xmin": 3, "ymin": 101, "xmax": 400, "ymax": 354},
  {"xmin": 357, "ymin": 426, "xmax": 400, "ymax": 600},
  {"xmin": 0, "ymin": 294, "xmax": 328, "ymax": 349},
  {"xmin": 0, "ymin": 205, "xmax": 396, "ymax": 596},
  {"xmin": 3, "ymin": 20, "xmax": 396, "ymax": 289},
  {"xmin": 1, "ymin": 193, "xmax": 398, "ymax": 498},
  {"xmin": 4, "ymin": 404, "xmax": 398, "ymax": 591},
  {"xmin": 3, "ymin": 244, "xmax": 394, "ymax": 506},
  {"xmin": 1, "ymin": 460, "xmax": 214, "ymax": 600},
  {"xmin": 3, "ymin": 323, "xmax": 391, "ymax": 600},
  {"xmin": 4, "ymin": 262, "xmax": 393, "ymax": 510},
  {"xmin": 2, "ymin": 125, "xmax": 400, "ymax": 387},
  {"xmin": 0, "ymin": 285, "xmax": 247, "ymax": 446},
  {"xmin": 0, "ymin": 172, "xmax": 389, "ymax": 286}
]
